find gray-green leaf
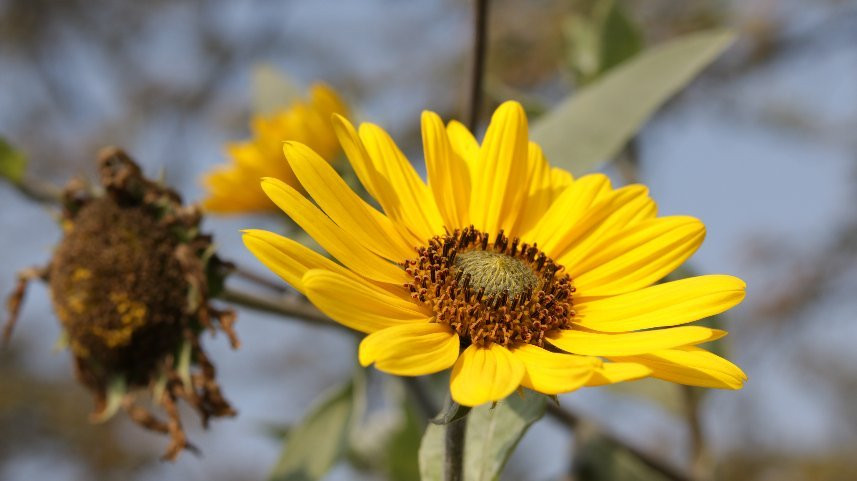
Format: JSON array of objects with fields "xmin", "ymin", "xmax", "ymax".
[
  {"xmin": 418, "ymin": 421, "xmax": 445, "ymax": 481},
  {"xmin": 268, "ymin": 371, "xmax": 365, "ymax": 481},
  {"xmin": 532, "ymin": 29, "xmax": 735, "ymax": 176},
  {"xmin": 0, "ymin": 137, "xmax": 27, "ymax": 184},
  {"xmin": 463, "ymin": 393, "xmax": 546, "ymax": 481},
  {"xmin": 418, "ymin": 392, "xmax": 547, "ymax": 481}
]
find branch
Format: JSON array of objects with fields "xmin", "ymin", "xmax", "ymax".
[
  {"xmin": 7, "ymin": 176, "xmax": 62, "ymax": 205},
  {"xmin": 217, "ymin": 287, "xmax": 341, "ymax": 332},
  {"xmin": 231, "ymin": 265, "xmax": 288, "ymax": 294}
]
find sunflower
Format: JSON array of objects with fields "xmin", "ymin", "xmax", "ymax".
[
  {"xmin": 201, "ymin": 83, "xmax": 348, "ymax": 213},
  {"xmin": 243, "ymin": 101, "xmax": 747, "ymax": 407}
]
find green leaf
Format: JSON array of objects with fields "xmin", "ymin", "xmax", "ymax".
[
  {"xmin": 418, "ymin": 392, "xmax": 547, "ymax": 481},
  {"xmin": 564, "ymin": 0, "xmax": 642, "ymax": 84},
  {"xmin": 418, "ymin": 420, "xmax": 445, "ymax": 481},
  {"xmin": 596, "ymin": 0, "xmax": 643, "ymax": 75},
  {"xmin": 532, "ymin": 29, "xmax": 735, "ymax": 175},
  {"xmin": 0, "ymin": 137, "xmax": 27, "ymax": 184},
  {"xmin": 564, "ymin": 15, "xmax": 600, "ymax": 82},
  {"xmin": 463, "ymin": 392, "xmax": 546, "ymax": 481},
  {"xmin": 252, "ymin": 64, "xmax": 303, "ymax": 115},
  {"xmin": 268, "ymin": 370, "xmax": 365, "ymax": 481}
]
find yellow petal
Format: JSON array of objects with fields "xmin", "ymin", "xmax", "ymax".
[
  {"xmin": 548, "ymin": 184, "xmax": 652, "ymax": 261},
  {"xmin": 423, "ymin": 111, "xmax": 470, "ymax": 229},
  {"xmin": 331, "ymin": 115, "xmax": 425, "ymax": 247},
  {"xmin": 359, "ymin": 122, "xmax": 445, "ymax": 239},
  {"xmin": 611, "ymin": 346, "xmax": 747, "ymax": 389},
  {"xmin": 469, "ymin": 101, "xmax": 530, "ymax": 234},
  {"xmin": 550, "ymin": 167, "xmax": 574, "ymax": 191},
  {"xmin": 446, "ymin": 120, "xmax": 479, "ymax": 164},
  {"xmin": 572, "ymin": 216, "xmax": 706, "ymax": 297},
  {"xmin": 512, "ymin": 344, "xmax": 597, "ymax": 395},
  {"xmin": 302, "ymin": 269, "xmax": 429, "ymax": 333},
  {"xmin": 261, "ymin": 177, "xmax": 409, "ymax": 285},
  {"xmin": 283, "ymin": 141, "xmax": 415, "ymax": 260},
  {"xmin": 574, "ymin": 275, "xmax": 747, "ymax": 332},
  {"xmin": 242, "ymin": 229, "xmax": 359, "ymax": 293},
  {"xmin": 358, "ymin": 323, "xmax": 460, "ymax": 376},
  {"xmin": 547, "ymin": 326, "xmax": 726, "ymax": 356},
  {"xmin": 509, "ymin": 142, "xmax": 564, "ymax": 236},
  {"xmin": 450, "ymin": 343, "xmax": 525, "ymax": 407},
  {"xmin": 525, "ymin": 173, "xmax": 611, "ymax": 246},
  {"xmin": 585, "ymin": 362, "xmax": 652, "ymax": 386}
]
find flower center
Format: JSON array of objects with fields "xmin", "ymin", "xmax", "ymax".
[{"xmin": 403, "ymin": 226, "xmax": 575, "ymax": 348}]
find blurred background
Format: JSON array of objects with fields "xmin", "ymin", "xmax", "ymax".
[{"xmin": 2, "ymin": 0, "xmax": 857, "ymax": 480}]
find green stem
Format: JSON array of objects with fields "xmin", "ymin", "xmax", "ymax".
[{"xmin": 444, "ymin": 413, "xmax": 467, "ymax": 481}]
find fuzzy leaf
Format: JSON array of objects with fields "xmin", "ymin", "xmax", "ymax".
[
  {"xmin": 418, "ymin": 421, "xmax": 445, "ymax": 481},
  {"xmin": 463, "ymin": 392, "xmax": 546, "ymax": 481},
  {"xmin": 532, "ymin": 29, "xmax": 735, "ymax": 175}
]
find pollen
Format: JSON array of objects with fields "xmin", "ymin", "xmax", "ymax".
[{"xmin": 403, "ymin": 226, "xmax": 575, "ymax": 348}]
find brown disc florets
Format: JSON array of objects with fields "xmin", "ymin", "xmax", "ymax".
[
  {"xmin": 4, "ymin": 148, "xmax": 238, "ymax": 461},
  {"xmin": 403, "ymin": 226, "xmax": 575, "ymax": 348}
]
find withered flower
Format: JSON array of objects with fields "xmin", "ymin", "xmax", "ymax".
[{"xmin": 4, "ymin": 148, "xmax": 239, "ymax": 460}]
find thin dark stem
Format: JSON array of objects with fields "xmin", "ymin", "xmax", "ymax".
[
  {"xmin": 231, "ymin": 265, "xmax": 288, "ymax": 294},
  {"xmin": 465, "ymin": 0, "xmax": 490, "ymax": 132},
  {"xmin": 682, "ymin": 386, "xmax": 711, "ymax": 481},
  {"xmin": 444, "ymin": 414, "xmax": 467, "ymax": 481},
  {"xmin": 546, "ymin": 403, "xmax": 693, "ymax": 481},
  {"xmin": 217, "ymin": 287, "xmax": 342, "ymax": 331}
]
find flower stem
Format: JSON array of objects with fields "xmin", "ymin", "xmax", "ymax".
[
  {"xmin": 465, "ymin": 0, "xmax": 490, "ymax": 132},
  {"xmin": 444, "ymin": 413, "xmax": 467, "ymax": 481}
]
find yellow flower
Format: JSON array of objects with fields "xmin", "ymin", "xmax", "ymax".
[
  {"xmin": 243, "ymin": 101, "xmax": 747, "ymax": 407},
  {"xmin": 201, "ymin": 83, "xmax": 348, "ymax": 213}
]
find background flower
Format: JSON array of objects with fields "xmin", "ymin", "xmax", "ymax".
[{"xmin": 201, "ymin": 83, "xmax": 347, "ymax": 213}]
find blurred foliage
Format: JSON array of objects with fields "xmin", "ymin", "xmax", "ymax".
[
  {"xmin": 268, "ymin": 370, "xmax": 365, "ymax": 481},
  {"xmin": 0, "ymin": 137, "xmax": 26, "ymax": 184},
  {"xmin": 572, "ymin": 432, "xmax": 672, "ymax": 481},
  {"xmin": 564, "ymin": 0, "xmax": 643, "ymax": 85}
]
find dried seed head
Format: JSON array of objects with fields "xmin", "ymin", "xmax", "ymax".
[{"xmin": 4, "ymin": 148, "xmax": 238, "ymax": 461}]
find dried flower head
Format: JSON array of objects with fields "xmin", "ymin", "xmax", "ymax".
[{"xmin": 4, "ymin": 148, "xmax": 239, "ymax": 460}]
